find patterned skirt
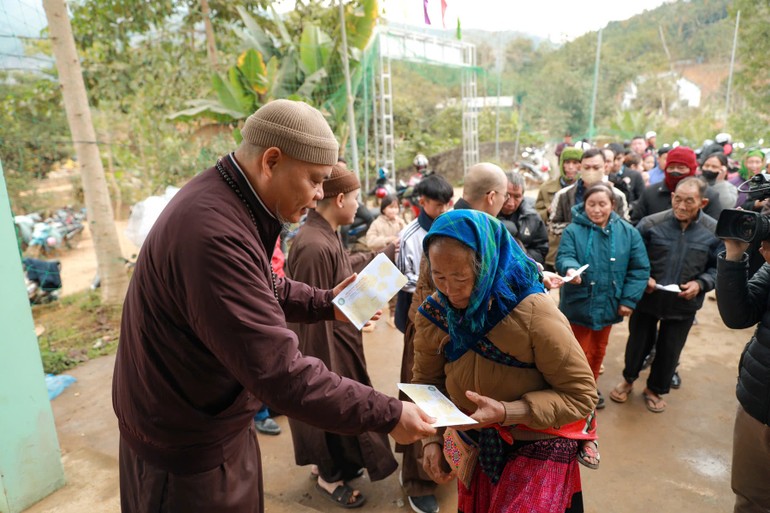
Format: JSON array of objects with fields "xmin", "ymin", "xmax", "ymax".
[{"xmin": 457, "ymin": 437, "xmax": 583, "ymax": 513}]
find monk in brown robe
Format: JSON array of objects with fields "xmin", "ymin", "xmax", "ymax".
[
  {"xmin": 287, "ymin": 165, "xmax": 397, "ymax": 507},
  {"xmin": 113, "ymin": 100, "xmax": 436, "ymax": 513}
]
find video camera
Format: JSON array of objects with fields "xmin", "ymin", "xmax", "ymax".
[{"xmin": 716, "ymin": 173, "xmax": 770, "ymax": 243}]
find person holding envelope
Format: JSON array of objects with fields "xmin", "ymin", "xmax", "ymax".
[
  {"xmin": 285, "ymin": 163, "xmax": 396, "ymax": 508},
  {"xmin": 556, "ymin": 182, "xmax": 650, "ymax": 468},
  {"xmin": 411, "ymin": 209, "xmax": 597, "ymax": 513}
]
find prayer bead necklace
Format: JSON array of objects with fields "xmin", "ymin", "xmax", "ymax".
[{"xmin": 216, "ymin": 159, "xmax": 279, "ymax": 301}]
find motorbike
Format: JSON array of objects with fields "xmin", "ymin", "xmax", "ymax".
[
  {"xmin": 397, "ymin": 169, "xmax": 432, "ymax": 220},
  {"xmin": 513, "ymin": 147, "xmax": 551, "ymax": 186},
  {"xmin": 340, "ymin": 202, "xmax": 379, "ymax": 251},
  {"xmin": 369, "ymin": 166, "xmax": 428, "ymax": 221},
  {"xmin": 369, "ymin": 168, "xmax": 397, "ymax": 200},
  {"xmin": 52, "ymin": 206, "xmax": 86, "ymax": 249},
  {"xmin": 23, "ymin": 206, "xmax": 86, "ymax": 256}
]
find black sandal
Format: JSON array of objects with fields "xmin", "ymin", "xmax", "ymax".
[{"xmin": 315, "ymin": 482, "xmax": 366, "ymax": 509}]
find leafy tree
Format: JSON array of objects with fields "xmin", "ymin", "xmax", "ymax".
[
  {"xmin": 0, "ymin": 70, "xmax": 71, "ymax": 211},
  {"xmin": 43, "ymin": 0, "xmax": 128, "ymax": 305},
  {"xmin": 730, "ymin": 0, "xmax": 770, "ymax": 129},
  {"xmin": 170, "ymin": 0, "xmax": 379, "ymax": 148}
]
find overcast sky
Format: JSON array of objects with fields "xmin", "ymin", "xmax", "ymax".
[
  {"xmin": 382, "ymin": 0, "xmax": 673, "ymax": 42},
  {"xmin": 0, "ymin": 0, "xmax": 675, "ymax": 66}
]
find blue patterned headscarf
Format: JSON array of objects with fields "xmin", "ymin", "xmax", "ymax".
[{"xmin": 423, "ymin": 210, "xmax": 545, "ymax": 361}]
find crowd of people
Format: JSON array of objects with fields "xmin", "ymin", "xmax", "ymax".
[{"xmin": 112, "ymin": 99, "xmax": 770, "ymax": 513}]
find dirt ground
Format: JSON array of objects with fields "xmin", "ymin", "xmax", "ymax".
[
  {"xmin": 49, "ymin": 221, "xmax": 139, "ymax": 296},
  {"xmin": 23, "ymin": 220, "xmax": 750, "ymax": 512}
]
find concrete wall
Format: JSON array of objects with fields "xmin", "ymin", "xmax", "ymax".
[{"xmin": 0, "ymin": 161, "xmax": 65, "ymax": 512}]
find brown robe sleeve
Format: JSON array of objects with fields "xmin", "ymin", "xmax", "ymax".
[
  {"xmin": 275, "ymin": 275, "xmax": 335, "ymax": 323},
  {"xmin": 178, "ymin": 232, "xmax": 402, "ymax": 435}
]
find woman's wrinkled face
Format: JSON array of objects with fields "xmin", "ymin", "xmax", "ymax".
[
  {"xmin": 584, "ymin": 190, "xmax": 613, "ymax": 228},
  {"xmin": 428, "ymin": 239, "xmax": 476, "ymax": 310}
]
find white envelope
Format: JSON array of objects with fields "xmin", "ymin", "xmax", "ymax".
[
  {"xmin": 562, "ymin": 263, "xmax": 589, "ymax": 283},
  {"xmin": 332, "ymin": 253, "xmax": 407, "ymax": 330},
  {"xmin": 398, "ymin": 383, "xmax": 477, "ymax": 427}
]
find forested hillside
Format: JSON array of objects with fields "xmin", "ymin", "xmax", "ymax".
[
  {"xmin": 385, "ymin": 0, "xmax": 758, "ymax": 172},
  {"xmin": 441, "ymin": 0, "xmax": 738, "ymax": 142}
]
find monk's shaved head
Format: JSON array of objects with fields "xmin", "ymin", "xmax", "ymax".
[{"xmin": 463, "ymin": 163, "xmax": 507, "ymax": 204}]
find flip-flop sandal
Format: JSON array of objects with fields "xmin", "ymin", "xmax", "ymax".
[
  {"xmin": 315, "ymin": 482, "xmax": 366, "ymax": 509},
  {"xmin": 577, "ymin": 440, "xmax": 600, "ymax": 470},
  {"xmin": 643, "ymin": 392, "xmax": 666, "ymax": 413},
  {"xmin": 609, "ymin": 383, "xmax": 632, "ymax": 403}
]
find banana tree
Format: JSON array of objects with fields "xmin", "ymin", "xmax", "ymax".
[{"xmin": 169, "ymin": 0, "xmax": 379, "ymax": 144}]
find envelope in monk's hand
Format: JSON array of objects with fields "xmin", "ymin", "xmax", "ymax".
[{"xmin": 332, "ymin": 253, "xmax": 407, "ymax": 330}]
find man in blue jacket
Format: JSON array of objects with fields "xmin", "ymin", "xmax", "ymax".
[{"xmin": 609, "ymin": 177, "xmax": 723, "ymax": 413}]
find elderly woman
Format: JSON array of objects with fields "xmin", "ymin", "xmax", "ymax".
[{"xmin": 412, "ymin": 210, "xmax": 598, "ymax": 513}]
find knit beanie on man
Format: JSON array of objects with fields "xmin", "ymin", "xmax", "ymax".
[
  {"xmin": 323, "ymin": 164, "xmax": 360, "ymax": 199},
  {"xmin": 559, "ymin": 147, "xmax": 584, "ymax": 176},
  {"xmin": 664, "ymin": 146, "xmax": 697, "ymax": 191},
  {"xmin": 240, "ymin": 99, "xmax": 339, "ymax": 166}
]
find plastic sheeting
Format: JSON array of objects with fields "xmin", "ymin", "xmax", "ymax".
[
  {"xmin": 124, "ymin": 186, "xmax": 180, "ymax": 248},
  {"xmin": 45, "ymin": 373, "xmax": 76, "ymax": 400}
]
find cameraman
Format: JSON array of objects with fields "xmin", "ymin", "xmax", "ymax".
[{"xmin": 716, "ymin": 237, "xmax": 770, "ymax": 512}]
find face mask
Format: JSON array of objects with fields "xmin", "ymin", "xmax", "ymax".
[
  {"xmin": 667, "ymin": 171, "xmax": 687, "ymax": 178},
  {"xmin": 581, "ymin": 170, "xmax": 604, "ymax": 185},
  {"xmin": 701, "ymin": 171, "xmax": 719, "ymax": 184}
]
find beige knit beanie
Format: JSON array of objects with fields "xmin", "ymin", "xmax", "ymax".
[
  {"xmin": 323, "ymin": 164, "xmax": 361, "ymax": 199},
  {"xmin": 240, "ymin": 99, "xmax": 339, "ymax": 166}
]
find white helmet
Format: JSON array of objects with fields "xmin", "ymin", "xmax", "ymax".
[
  {"xmin": 715, "ymin": 133, "xmax": 732, "ymax": 144},
  {"xmin": 413, "ymin": 154, "xmax": 429, "ymax": 170}
]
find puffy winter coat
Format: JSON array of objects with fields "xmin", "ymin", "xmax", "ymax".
[
  {"xmin": 556, "ymin": 205, "xmax": 650, "ymax": 330},
  {"xmin": 717, "ymin": 255, "xmax": 770, "ymax": 426},
  {"xmin": 413, "ymin": 293, "xmax": 597, "ymax": 435}
]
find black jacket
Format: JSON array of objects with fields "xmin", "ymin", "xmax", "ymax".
[
  {"xmin": 717, "ymin": 255, "xmax": 770, "ymax": 426},
  {"xmin": 630, "ymin": 181, "xmax": 723, "ymax": 225},
  {"xmin": 498, "ymin": 197, "xmax": 549, "ymax": 264},
  {"xmin": 609, "ymin": 166, "xmax": 645, "ymax": 205},
  {"xmin": 635, "ymin": 209, "xmax": 722, "ymax": 319}
]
